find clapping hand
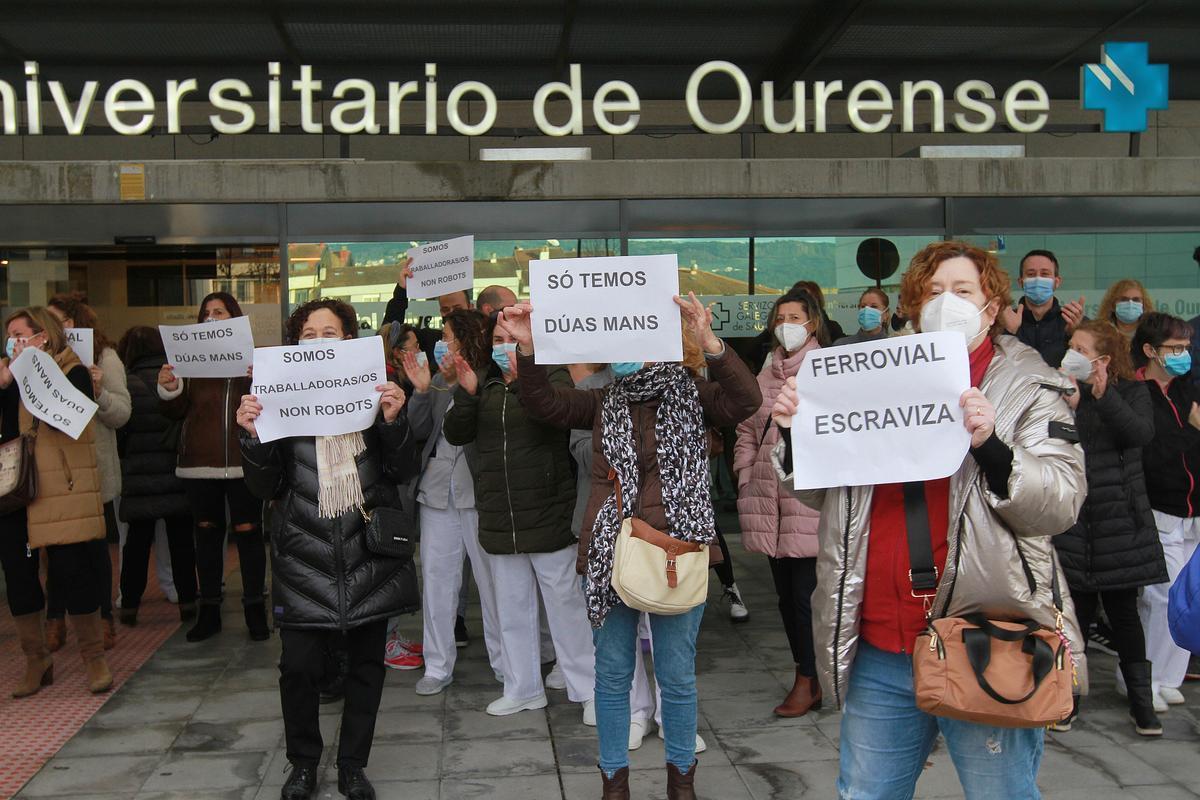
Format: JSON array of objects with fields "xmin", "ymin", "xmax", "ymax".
[
  {"xmin": 401, "ymin": 350, "xmax": 432, "ymax": 393},
  {"xmin": 453, "ymin": 354, "xmax": 478, "ymax": 396}
]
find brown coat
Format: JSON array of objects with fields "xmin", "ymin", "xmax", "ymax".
[
  {"xmin": 160, "ymin": 376, "xmax": 250, "ymax": 479},
  {"xmin": 19, "ymin": 350, "xmax": 105, "ymax": 548},
  {"xmin": 516, "ymin": 348, "xmax": 761, "ymax": 573}
]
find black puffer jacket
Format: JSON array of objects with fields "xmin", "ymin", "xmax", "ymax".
[
  {"xmin": 442, "ymin": 364, "xmax": 576, "ymax": 555},
  {"xmin": 1054, "ymin": 379, "xmax": 1168, "ymax": 591},
  {"xmin": 240, "ymin": 412, "xmax": 418, "ymax": 630},
  {"xmin": 119, "ymin": 354, "xmax": 189, "ymax": 522}
]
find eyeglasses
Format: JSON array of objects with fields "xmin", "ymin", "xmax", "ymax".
[{"xmin": 1157, "ymin": 344, "xmax": 1189, "ymax": 357}]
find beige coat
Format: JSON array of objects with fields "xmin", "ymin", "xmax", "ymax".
[{"xmin": 92, "ymin": 346, "xmax": 131, "ymax": 502}]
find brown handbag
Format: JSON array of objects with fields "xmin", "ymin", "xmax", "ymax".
[
  {"xmin": 0, "ymin": 426, "xmax": 38, "ymax": 515},
  {"xmin": 902, "ymin": 482, "xmax": 1075, "ymax": 728}
]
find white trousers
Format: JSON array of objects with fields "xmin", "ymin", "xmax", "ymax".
[
  {"xmin": 491, "ymin": 545, "xmax": 596, "ymax": 703},
  {"xmin": 1144, "ymin": 511, "xmax": 1200, "ymax": 690},
  {"xmin": 419, "ymin": 504, "xmax": 503, "ymax": 681}
]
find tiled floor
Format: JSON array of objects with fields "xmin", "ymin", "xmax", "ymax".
[{"xmin": 10, "ymin": 532, "xmax": 1200, "ymax": 799}]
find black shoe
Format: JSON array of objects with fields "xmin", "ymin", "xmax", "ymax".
[
  {"xmin": 118, "ymin": 607, "xmax": 138, "ymax": 627},
  {"xmin": 280, "ymin": 762, "xmax": 318, "ymax": 800},
  {"xmin": 454, "ymin": 615, "xmax": 470, "ymax": 648},
  {"xmin": 1121, "ymin": 660, "xmax": 1164, "ymax": 737},
  {"xmin": 1088, "ymin": 621, "xmax": 1118, "ymax": 657},
  {"xmin": 1048, "ymin": 695, "xmax": 1079, "ymax": 732},
  {"xmin": 1186, "ymin": 654, "xmax": 1200, "ymax": 682},
  {"xmin": 179, "ymin": 602, "xmax": 197, "ymax": 623},
  {"xmin": 337, "ymin": 766, "xmax": 376, "ymax": 800},
  {"xmin": 185, "ymin": 603, "xmax": 222, "ymax": 643},
  {"xmin": 244, "ymin": 602, "xmax": 271, "ymax": 641}
]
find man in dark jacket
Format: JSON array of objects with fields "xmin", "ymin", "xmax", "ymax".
[{"xmin": 1000, "ymin": 249, "xmax": 1085, "ymax": 368}]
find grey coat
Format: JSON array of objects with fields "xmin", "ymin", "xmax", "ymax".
[{"xmin": 407, "ymin": 373, "xmax": 479, "ymax": 510}]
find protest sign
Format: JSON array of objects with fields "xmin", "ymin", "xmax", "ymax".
[
  {"xmin": 65, "ymin": 328, "xmax": 94, "ymax": 368},
  {"xmin": 791, "ymin": 332, "xmax": 971, "ymax": 490},
  {"xmin": 528, "ymin": 254, "xmax": 683, "ymax": 364},
  {"xmin": 160, "ymin": 316, "xmax": 255, "ymax": 378},
  {"xmin": 407, "ymin": 236, "xmax": 474, "ymax": 300},
  {"xmin": 250, "ymin": 337, "xmax": 386, "ymax": 444},
  {"xmin": 8, "ymin": 347, "xmax": 98, "ymax": 440}
]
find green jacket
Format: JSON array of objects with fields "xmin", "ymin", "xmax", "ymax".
[{"xmin": 442, "ymin": 363, "xmax": 577, "ymax": 555}]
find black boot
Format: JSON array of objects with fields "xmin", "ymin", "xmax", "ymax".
[
  {"xmin": 1121, "ymin": 660, "xmax": 1164, "ymax": 736},
  {"xmin": 337, "ymin": 766, "xmax": 376, "ymax": 800},
  {"xmin": 244, "ymin": 601, "xmax": 270, "ymax": 641},
  {"xmin": 185, "ymin": 602, "xmax": 222, "ymax": 643},
  {"xmin": 179, "ymin": 602, "xmax": 197, "ymax": 623},
  {"xmin": 279, "ymin": 762, "xmax": 317, "ymax": 800}
]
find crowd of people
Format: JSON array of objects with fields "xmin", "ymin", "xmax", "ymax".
[{"xmin": 2, "ymin": 239, "xmax": 1199, "ymax": 800}]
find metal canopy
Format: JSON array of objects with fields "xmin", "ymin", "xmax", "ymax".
[{"xmin": 0, "ymin": 0, "xmax": 1197, "ymax": 100}]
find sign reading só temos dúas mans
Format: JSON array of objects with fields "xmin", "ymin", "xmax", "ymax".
[
  {"xmin": 8, "ymin": 346, "xmax": 98, "ymax": 440},
  {"xmin": 250, "ymin": 337, "xmax": 386, "ymax": 444},
  {"xmin": 160, "ymin": 316, "xmax": 255, "ymax": 379},
  {"xmin": 791, "ymin": 332, "xmax": 971, "ymax": 490},
  {"xmin": 528, "ymin": 254, "xmax": 683, "ymax": 365},
  {"xmin": 407, "ymin": 235, "xmax": 474, "ymax": 300}
]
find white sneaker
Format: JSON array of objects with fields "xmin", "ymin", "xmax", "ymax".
[
  {"xmin": 655, "ymin": 725, "xmax": 707, "ymax": 753},
  {"xmin": 486, "ymin": 693, "xmax": 548, "ymax": 716},
  {"xmin": 721, "ymin": 583, "xmax": 750, "ymax": 623},
  {"xmin": 415, "ymin": 675, "xmax": 453, "ymax": 696},
  {"xmin": 583, "ymin": 698, "xmax": 596, "ymax": 727},
  {"xmin": 1159, "ymin": 686, "xmax": 1186, "ymax": 705},
  {"xmin": 628, "ymin": 718, "xmax": 650, "ymax": 750},
  {"xmin": 545, "ymin": 663, "xmax": 567, "ymax": 690}
]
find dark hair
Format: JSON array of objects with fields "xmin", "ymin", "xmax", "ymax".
[
  {"xmin": 790, "ymin": 281, "xmax": 828, "ymax": 312},
  {"xmin": 477, "ymin": 285, "xmax": 516, "ymax": 312},
  {"xmin": 445, "ymin": 308, "xmax": 489, "ymax": 369},
  {"xmin": 768, "ymin": 290, "xmax": 831, "ymax": 347},
  {"xmin": 47, "ymin": 292, "xmax": 113, "ymax": 362},
  {"xmin": 285, "ymin": 299, "xmax": 357, "ymax": 345},
  {"xmin": 1131, "ymin": 311, "xmax": 1193, "ymax": 369},
  {"xmin": 859, "ymin": 287, "xmax": 889, "ymax": 308},
  {"xmin": 1019, "ymin": 249, "xmax": 1059, "ymax": 277},
  {"xmin": 116, "ymin": 325, "xmax": 166, "ymax": 367},
  {"xmin": 197, "ymin": 291, "xmax": 244, "ymax": 323}
]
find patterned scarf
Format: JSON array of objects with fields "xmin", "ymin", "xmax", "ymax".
[
  {"xmin": 316, "ymin": 431, "xmax": 366, "ymax": 519},
  {"xmin": 586, "ymin": 363, "xmax": 716, "ymax": 627}
]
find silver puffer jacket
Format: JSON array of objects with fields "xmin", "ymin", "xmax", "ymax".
[{"xmin": 773, "ymin": 336, "xmax": 1088, "ymax": 709}]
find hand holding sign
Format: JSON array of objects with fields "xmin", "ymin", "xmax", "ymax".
[
  {"xmin": 496, "ymin": 303, "xmax": 534, "ymax": 352},
  {"xmin": 237, "ymin": 393, "xmax": 262, "ymax": 438},
  {"xmin": 674, "ymin": 291, "xmax": 722, "ymax": 354},
  {"xmin": 158, "ymin": 363, "xmax": 179, "ymax": 392},
  {"xmin": 378, "ymin": 381, "xmax": 406, "ymax": 422},
  {"xmin": 398, "ymin": 256, "xmax": 415, "ymax": 289},
  {"xmin": 89, "ymin": 365, "xmax": 103, "ymax": 397},
  {"xmin": 959, "ymin": 388, "xmax": 996, "ymax": 448}
]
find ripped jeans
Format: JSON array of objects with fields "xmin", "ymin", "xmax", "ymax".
[{"xmin": 838, "ymin": 642, "xmax": 1043, "ymax": 800}]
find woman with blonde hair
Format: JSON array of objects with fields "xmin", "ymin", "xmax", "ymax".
[{"xmin": 1098, "ymin": 279, "xmax": 1153, "ymax": 339}]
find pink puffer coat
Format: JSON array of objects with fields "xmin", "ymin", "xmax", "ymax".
[{"xmin": 734, "ymin": 341, "xmax": 821, "ymax": 559}]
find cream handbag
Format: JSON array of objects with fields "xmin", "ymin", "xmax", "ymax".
[{"xmin": 608, "ymin": 470, "xmax": 709, "ymax": 615}]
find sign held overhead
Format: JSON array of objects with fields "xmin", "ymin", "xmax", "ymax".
[{"xmin": 407, "ymin": 236, "xmax": 474, "ymax": 300}]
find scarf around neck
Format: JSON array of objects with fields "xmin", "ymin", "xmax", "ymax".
[
  {"xmin": 316, "ymin": 431, "xmax": 366, "ymax": 519},
  {"xmin": 585, "ymin": 362, "xmax": 716, "ymax": 627}
]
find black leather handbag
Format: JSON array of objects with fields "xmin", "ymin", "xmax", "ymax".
[{"xmin": 361, "ymin": 505, "xmax": 416, "ymax": 561}]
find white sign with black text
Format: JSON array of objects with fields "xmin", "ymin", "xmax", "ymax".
[
  {"xmin": 160, "ymin": 316, "xmax": 255, "ymax": 378},
  {"xmin": 407, "ymin": 235, "xmax": 474, "ymax": 300},
  {"xmin": 65, "ymin": 328, "xmax": 94, "ymax": 368},
  {"xmin": 791, "ymin": 332, "xmax": 971, "ymax": 490},
  {"xmin": 8, "ymin": 347, "xmax": 98, "ymax": 440},
  {"xmin": 528, "ymin": 254, "xmax": 683, "ymax": 364},
  {"xmin": 250, "ymin": 337, "xmax": 387, "ymax": 444}
]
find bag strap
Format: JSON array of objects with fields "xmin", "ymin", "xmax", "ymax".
[
  {"xmin": 902, "ymin": 481, "xmax": 940, "ymax": 607},
  {"xmin": 608, "ymin": 468, "xmax": 624, "ymax": 518},
  {"xmin": 962, "ymin": 625, "xmax": 1055, "ymax": 705}
]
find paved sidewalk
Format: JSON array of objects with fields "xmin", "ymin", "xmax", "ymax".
[{"xmin": 14, "ymin": 533, "xmax": 1200, "ymax": 800}]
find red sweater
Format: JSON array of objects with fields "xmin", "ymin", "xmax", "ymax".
[{"xmin": 860, "ymin": 337, "xmax": 994, "ymax": 653}]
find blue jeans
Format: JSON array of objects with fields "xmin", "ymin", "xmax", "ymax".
[
  {"xmin": 839, "ymin": 642, "xmax": 1044, "ymax": 800},
  {"xmin": 592, "ymin": 601, "xmax": 704, "ymax": 773}
]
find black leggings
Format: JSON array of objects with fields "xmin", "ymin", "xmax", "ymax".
[
  {"xmin": 711, "ymin": 523, "xmax": 736, "ymax": 588},
  {"xmin": 0, "ymin": 510, "xmax": 102, "ymax": 617},
  {"xmin": 185, "ymin": 478, "xmax": 265, "ymax": 604},
  {"xmin": 120, "ymin": 515, "xmax": 198, "ymax": 608},
  {"xmin": 769, "ymin": 555, "xmax": 818, "ymax": 677},
  {"xmin": 1070, "ymin": 586, "xmax": 1148, "ymax": 664},
  {"xmin": 46, "ymin": 502, "xmax": 116, "ymax": 620}
]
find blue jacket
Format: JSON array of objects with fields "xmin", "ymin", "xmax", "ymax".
[{"xmin": 1170, "ymin": 546, "xmax": 1200, "ymax": 654}]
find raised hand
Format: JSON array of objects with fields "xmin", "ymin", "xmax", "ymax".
[
  {"xmin": 377, "ymin": 381, "xmax": 406, "ymax": 422},
  {"xmin": 960, "ymin": 388, "xmax": 997, "ymax": 449},
  {"xmin": 401, "ymin": 350, "xmax": 432, "ymax": 393},
  {"xmin": 1001, "ymin": 305, "xmax": 1022, "ymax": 335},
  {"xmin": 398, "ymin": 256, "xmax": 414, "ymax": 288},
  {"xmin": 1062, "ymin": 296, "xmax": 1085, "ymax": 332},
  {"xmin": 235, "ymin": 394, "xmax": 262, "ymax": 437},
  {"xmin": 1090, "ymin": 357, "xmax": 1109, "ymax": 399},
  {"xmin": 673, "ymin": 291, "xmax": 722, "ymax": 353},
  {"xmin": 497, "ymin": 303, "xmax": 535, "ymax": 353},
  {"xmin": 158, "ymin": 363, "xmax": 179, "ymax": 391},
  {"xmin": 453, "ymin": 354, "xmax": 478, "ymax": 396}
]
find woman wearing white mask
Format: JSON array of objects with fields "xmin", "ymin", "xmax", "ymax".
[
  {"xmin": 734, "ymin": 290, "xmax": 829, "ymax": 718},
  {"xmin": 771, "ymin": 241, "xmax": 1085, "ymax": 798},
  {"xmin": 1098, "ymin": 279, "xmax": 1153, "ymax": 340},
  {"xmin": 836, "ymin": 287, "xmax": 892, "ymax": 346}
]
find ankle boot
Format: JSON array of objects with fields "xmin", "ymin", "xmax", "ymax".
[
  {"xmin": 72, "ymin": 611, "xmax": 113, "ymax": 693},
  {"xmin": 179, "ymin": 601, "xmax": 197, "ymax": 623},
  {"xmin": 11, "ymin": 613, "xmax": 54, "ymax": 698},
  {"xmin": 244, "ymin": 601, "xmax": 270, "ymax": 641},
  {"xmin": 186, "ymin": 601, "xmax": 222, "ymax": 642},
  {"xmin": 45, "ymin": 616, "xmax": 67, "ymax": 652},
  {"xmin": 774, "ymin": 667, "xmax": 822, "ymax": 717},
  {"xmin": 1121, "ymin": 660, "xmax": 1164, "ymax": 736},
  {"xmin": 666, "ymin": 761, "xmax": 697, "ymax": 800},
  {"xmin": 599, "ymin": 766, "xmax": 630, "ymax": 800}
]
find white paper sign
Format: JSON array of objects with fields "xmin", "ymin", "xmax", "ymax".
[
  {"xmin": 250, "ymin": 337, "xmax": 387, "ymax": 444},
  {"xmin": 528, "ymin": 254, "xmax": 684, "ymax": 365},
  {"xmin": 160, "ymin": 316, "xmax": 255, "ymax": 378},
  {"xmin": 8, "ymin": 347, "xmax": 99, "ymax": 440},
  {"xmin": 407, "ymin": 235, "xmax": 475, "ymax": 300},
  {"xmin": 65, "ymin": 328, "xmax": 94, "ymax": 368},
  {"xmin": 791, "ymin": 332, "xmax": 971, "ymax": 489}
]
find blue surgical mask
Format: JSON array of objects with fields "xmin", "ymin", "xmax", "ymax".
[
  {"xmin": 857, "ymin": 306, "xmax": 883, "ymax": 331},
  {"xmin": 4, "ymin": 340, "xmax": 14, "ymax": 360},
  {"xmin": 612, "ymin": 361, "xmax": 644, "ymax": 378},
  {"xmin": 1163, "ymin": 351, "xmax": 1192, "ymax": 378},
  {"xmin": 433, "ymin": 340, "xmax": 450, "ymax": 366},
  {"xmin": 492, "ymin": 342, "xmax": 517, "ymax": 373},
  {"xmin": 1115, "ymin": 300, "xmax": 1144, "ymax": 324},
  {"xmin": 1023, "ymin": 276, "xmax": 1055, "ymax": 306}
]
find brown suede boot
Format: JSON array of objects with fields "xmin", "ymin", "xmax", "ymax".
[
  {"xmin": 666, "ymin": 761, "xmax": 697, "ymax": 800},
  {"xmin": 600, "ymin": 766, "xmax": 630, "ymax": 800},
  {"xmin": 45, "ymin": 617, "xmax": 66, "ymax": 652},
  {"xmin": 774, "ymin": 667, "xmax": 822, "ymax": 717},
  {"xmin": 11, "ymin": 613, "xmax": 53, "ymax": 698},
  {"xmin": 72, "ymin": 611, "xmax": 113, "ymax": 693}
]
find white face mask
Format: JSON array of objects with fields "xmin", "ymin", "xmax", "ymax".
[
  {"xmin": 301, "ymin": 337, "xmax": 342, "ymax": 345},
  {"xmin": 774, "ymin": 322, "xmax": 810, "ymax": 352},
  {"xmin": 920, "ymin": 292, "xmax": 988, "ymax": 345},
  {"xmin": 1060, "ymin": 349, "xmax": 1099, "ymax": 381}
]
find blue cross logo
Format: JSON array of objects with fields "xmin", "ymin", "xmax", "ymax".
[{"xmin": 1081, "ymin": 42, "xmax": 1168, "ymax": 133}]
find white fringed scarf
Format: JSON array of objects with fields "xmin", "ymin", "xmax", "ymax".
[{"xmin": 316, "ymin": 431, "xmax": 366, "ymax": 519}]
